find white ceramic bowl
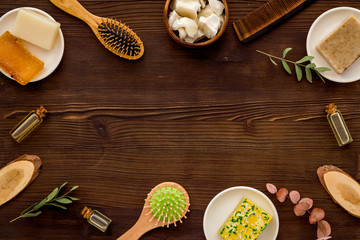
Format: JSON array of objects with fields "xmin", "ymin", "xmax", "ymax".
[
  {"xmin": 203, "ymin": 186, "xmax": 279, "ymax": 240},
  {"xmin": 306, "ymin": 7, "xmax": 360, "ymax": 83},
  {"xmin": 0, "ymin": 7, "xmax": 64, "ymax": 83}
]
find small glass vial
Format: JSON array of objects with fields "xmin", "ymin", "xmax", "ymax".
[
  {"xmin": 9, "ymin": 106, "xmax": 47, "ymax": 143},
  {"xmin": 325, "ymin": 103, "xmax": 353, "ymax": 147},
  {"xmin": 81, "ymin": 206, "xmax": 112, "ymax": 232}
]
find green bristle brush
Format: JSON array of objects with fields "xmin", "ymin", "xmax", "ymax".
[{"xmin": 117, "ymin": 182, "xmax": 190, "ymax": 240}]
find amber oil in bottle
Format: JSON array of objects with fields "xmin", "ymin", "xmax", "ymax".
[
  {"xmin": 81, "ymin": 206, "xmax": 112, "ymax": 232},
  {"xmin": 9, "ymin": 106, "xmax": 47, "ymax": 143},
  {"xmin": 325, "ymin": 103, "xmax": 353, "ymax": 147}
]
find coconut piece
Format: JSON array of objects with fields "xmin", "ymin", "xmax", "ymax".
[
  {"xmin": 208, "ymin": 0, "xmax": 224, "ymax": 16},
  {"xmin": 184, "ymin": 29, "xmax": 205, "ymax": 43},
  {"xmin": 178, "ymin": 27, "xmax": 187, "ymax": 40},
  {"xmin": 199, "ymin": 0, "xmax": 207, "ymax": 8},
  {"xmin": 173, "ymin": 0, "xmax": 201, "ymax": 20},
  {"xmin": 317, "ymin": 165, "xmax": 360, "ymax": 218},
  {"xmin": 0, "ymin": 154, "xmax": 42, "ymax": 206},
  {"xmin": 172, "ymin": 17, "xmax": 198, "ymax": 38},
  {"xmin": 198, "ymin": 4, "xmax": 214, "ymax": 18},
  {"xmin": 198, "ymin": 13, "xmax": 221, "ymax": 39},
  {"xmin": 169, "ymin": 11, "xmax": 181, "ymax": 28}
]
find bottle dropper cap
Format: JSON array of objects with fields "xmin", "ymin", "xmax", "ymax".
[
  {"xmin": 36, "ymin": 106, "xmax": 48, "ymax": 118},
  {"xmin": 325, "ymin": 103, "xmax": 337, "ymax": 114}
]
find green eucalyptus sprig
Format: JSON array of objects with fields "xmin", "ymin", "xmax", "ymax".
[
  {"xmin": 257, "ymin": 48, "xmax": 331, "ymax": 83},
  {"xmin": 10, "ymin": 182, "xmax": 79, "ymax": 222}
]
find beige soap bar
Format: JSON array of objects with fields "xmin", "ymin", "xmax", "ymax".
[
  {"xmin": 316, "ymin": 15, "xmax": 360, "ymax": 74},
  {"xmin": 11, "ymin": 9, "xmax": 60, "ymax": 50}
]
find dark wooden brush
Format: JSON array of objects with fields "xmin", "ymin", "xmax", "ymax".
[{"xmin": 233, "ymin": 0, "xmax": 316, "ymax": 43}]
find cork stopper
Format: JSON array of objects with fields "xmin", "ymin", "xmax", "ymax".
[
  {"xmin": 35, "ymin": 106, "xmax": 47, "ymax": 118},
  {"xmin": 325, "ymin": 103, "xmax": 338, "ymax": 114},
  {"xmin": 81, "ymin": 206, "xmax": 93, "ymax": 219}
]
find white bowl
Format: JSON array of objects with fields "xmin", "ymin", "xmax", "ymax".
[
  {"xmin": 203, "ymin": 186, "xmax": 279, "ymax": 240},
  {"xmin": 0, "ymin": 7, "xmax": 64, "ymax": 83},
  {"xmin": 306, "ymin": 7, "xmax": 360, "ymax": 83}
]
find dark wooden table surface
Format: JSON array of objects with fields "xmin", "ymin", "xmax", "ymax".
[{"xmin": 1, "ymin": 0, "xmax": 360, "ymax": 239}]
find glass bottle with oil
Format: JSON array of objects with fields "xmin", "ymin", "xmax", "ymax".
[
  {"xmin": 81, "ymin": 206, "xmax": 112, "ymax": 232},
  {"xmin": 325, "ymin": 103, "xmax": 353, "ymax": 147},
  {"xmin": 9, "ymin": 106, "xmax": 47, "ymax": 143}
]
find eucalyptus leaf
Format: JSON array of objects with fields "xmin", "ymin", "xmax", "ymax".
[
  {"xmin": 69, "ymin": 186, "xmax": 79, "ymax": 192},
  {"xmin": 269, "ymin": 57, "xmax": 278, "ymax": 66},
  {"xmin": 46, "ymin": 202, "xmax": 67, "ymax": 210},
  {"xmin": 305, "ymin": 67, "xmax": 313, "ymax": 83},
  {"xmin": 295, "ymin": 65, "xmax": 302, "ymax": 81},
  {"xmin": 32, "ymin": 198, "xmax": 49, "ymax": 211},
  {"xmin": 10, "ymin": 182, "xmax": 79, "ymax": 223},
  {"xmin": 55, "ymin": 198, "xmax": 73, "ymax": 204},
  {"xmin": 22, "ymin": 211, "xmax": 42, "ymax": 218},
  {"xmin": 316, "ymin": 71, "xmax": 326, "ymax": 83},
  {"xmin": 306, "ymin": 63, "xmax": 316, "ymax": 69},
  {"xmin": 21, "ymin": 202, "xmax": 39, "ymax": 215},
  {"xmin": 58, "ymin": 182, "xmax": 68, "ymax": 192},
  {"xmin": 296, "ymin": 56, "xmax": 314, "ymax": 64},
  {"xmin": 283, "ymin": 48, "xmax": 292, "ymax": 58},
  {"xmin": 282, "ymin": 60, "xmax": 291, "ymax": 74},
  {"xmin": 68, "ymin": 197, "xmax": 80, "ymax": 201},
  {"xmin": 46, "ymin": 187, "xmax": 59, "ymax": 201},
  {"xmin": 315, "ymin": 67, "xmax": 331, "ymax": 72},
  {"xmin": 257, "ymin": 48, "xmax": 330, "ymax": 83}
]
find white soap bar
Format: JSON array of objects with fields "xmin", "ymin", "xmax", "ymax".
[{"xmin": 11, "ymin": 9, "xmax": 60, "ymax": 50}]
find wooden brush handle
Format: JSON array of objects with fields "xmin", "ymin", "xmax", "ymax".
[
  {"xmin": 50, "ymin": 0, "xmax": 99, "ymax": 26},
  {"xmin": 116, "ymin": 213, "xmax": 156, "ymax": 240}
]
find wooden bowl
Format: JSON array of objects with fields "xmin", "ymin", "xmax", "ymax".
[{"xmin": 163, "ymin": 0, "xmax": 229, "ymax": 48}]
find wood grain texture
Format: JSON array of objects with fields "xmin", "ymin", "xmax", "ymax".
[{"xmin": 1, "ymin": 0, "xmax": 360, "ymax": 239}]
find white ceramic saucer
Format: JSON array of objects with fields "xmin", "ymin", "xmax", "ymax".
[
  {"xmin": 203, "ymin": 186, "xmax": 279, "ymax": 240},
  {"xmin": 306, "ymin": 7, "xmax": 360, "ymax": 83},
  {"xmin": 0, "ymin": 7, "xmax": 64, "ymax": 83}
]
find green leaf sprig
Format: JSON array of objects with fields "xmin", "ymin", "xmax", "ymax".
[
  {"xmin": 257, "ymin": 48, "xmax": 331, "ymax": 83},
  {"xmin": 10, "ymin": 182, "xmax": 79, "ymax": 222}
]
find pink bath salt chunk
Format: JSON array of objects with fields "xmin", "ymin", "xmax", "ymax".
[
  {"xmin": 289, "ymin": 190, "xmax": 301, "ymax": 204},
  {"xmin": 317, "ymin": 220, "xmax": 332, "ymax": 238},
  {"xmin": 266, "ymin": 183, "xmax": 277, "ymax": 194}
]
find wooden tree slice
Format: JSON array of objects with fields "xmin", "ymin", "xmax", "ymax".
[
  {"xmin": 0, "ymin": 154, "xmax": 42, "ymax": 206},
  {"xmin": 317, "ymin": 165, "xmax": 360, "ymax": 218}
]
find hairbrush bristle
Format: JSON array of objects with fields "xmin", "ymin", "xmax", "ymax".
[
  {"xmin": 233, "ymin": 0, "xmax": 315, "ymax": 43},
  {"xmin": 145, "ymin": 183, "xmax": 190, "ymax": 227},
  {"xmin": 97, "ymin": 18, "xmax": 144, "ymax": 60}
]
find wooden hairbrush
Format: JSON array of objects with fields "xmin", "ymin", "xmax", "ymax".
[
  {"xmin": 50, "ymin": 0, "xmax": 144, "ymax": 60},
  {"xmin": 117, "ymin": 182, "xmax": 190, "ymax": 240},
  {"xmin": 233, "ymin": 0, "xmax": 315, "ymax": 43}
]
